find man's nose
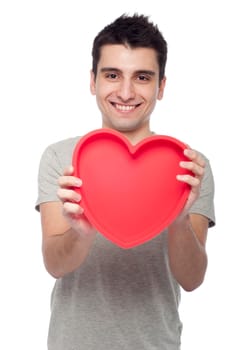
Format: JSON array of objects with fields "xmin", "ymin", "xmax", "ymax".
[{"xmin": 116, "ymin": 79, "xmax": 136, "ymax": 102}]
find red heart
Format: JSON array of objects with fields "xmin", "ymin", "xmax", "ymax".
[{"xmin": 72, "ymin": 129, "xmax": 191, "ymax": 248}]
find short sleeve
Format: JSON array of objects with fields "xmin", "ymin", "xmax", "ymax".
[
  {"xmin": 189, "ymin": 157, "xmax": 216, "ymax": 228},
  {"xmin": 35, "ymin": 145, "xmax": 63, "ymax": 211},
  {"xmin": 35, "ymin": 136, "xmax": 80, "ymax": 211}
]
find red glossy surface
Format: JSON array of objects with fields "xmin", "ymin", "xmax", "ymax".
[{"xmin": 72, "ymin": 129, "xmax": 191, "ymax": 248}]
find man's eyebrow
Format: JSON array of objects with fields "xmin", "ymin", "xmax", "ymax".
[
  {"xmin": 100, "ymin": 68, "xmax": 156, "ymax": 76},
  {"xmin": 135, "ymin": 70, "xmax": 156, "ymax": 76},
  {"xmin": 100, "ymin": 67, "xmax": 121, "ymax": 73}
]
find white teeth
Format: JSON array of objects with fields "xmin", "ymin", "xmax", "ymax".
[{"xmin": 115, "ymin": 104, "xmax": 136, "ymax": 111}]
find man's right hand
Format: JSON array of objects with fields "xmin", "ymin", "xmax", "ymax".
[
  {"xmin": 40, "ymin": 165, "xmax": 96, "ymax": 278},
  {"xmin": 57, "ymin": 165, "xmax": 96, "ymax": 238}
]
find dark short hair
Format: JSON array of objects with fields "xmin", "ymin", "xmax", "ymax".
[{"xmin": 91, "ymin": 14, "xmax": 168, "ymax": 83}]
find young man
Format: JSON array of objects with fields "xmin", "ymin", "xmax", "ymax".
[{"xmin": 36, "ymin": 14, "xmax": 215, "ymax": 350}]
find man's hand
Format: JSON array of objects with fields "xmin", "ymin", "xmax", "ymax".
[
  {"xmin": 57, "ymin": 165, "xmax": 96, "ymax": 238},
  {"xmin": 176, "ymin": 148, "xmax": 205, "ymax": 220},
  {"xmin": 40, "ymin": 166, "xmax": 96, "ymax": 278}
]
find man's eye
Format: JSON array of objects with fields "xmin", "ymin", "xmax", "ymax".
[
  {"xmin": 138, "ymin": 75, "xmax": 149, "ymax": 81},
  {"xmin": 106, "ymin": 73, "xmax": 118, "ymax": 79}
]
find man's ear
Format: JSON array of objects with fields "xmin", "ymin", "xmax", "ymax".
[
  {"xmin": 90, "ymin": 70, "xmax": 96, "ymax": 95},
  {"xmin": 157, "ymin": 77, "xmax": 166, "ymax": 100}
]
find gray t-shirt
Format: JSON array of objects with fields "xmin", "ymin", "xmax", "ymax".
[{"xmin": 36, "ymin": 136, "xmax": 215, "ymax": 350}]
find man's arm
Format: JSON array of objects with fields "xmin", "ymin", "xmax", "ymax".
[
  {"xmin": 168, "ymin": 213, "xmax": 208, "ymax": 291},
  {"xmin": 167, "ymin": 148, "xmax": 210, "ymax": 291},
  {"xmin": 40, "ymin": 167, "xmax": 96, "ymax": 279}
]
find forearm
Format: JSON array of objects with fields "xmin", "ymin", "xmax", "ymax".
[
  {"xmin": 42, "ymin": 228, "xmax": 96, "ymax": 279},
  {"xmin": 168, "ymin": 215, "xmax": 208, "ymax": 291}
]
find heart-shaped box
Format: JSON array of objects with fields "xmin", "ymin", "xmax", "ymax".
[{"xmin": 72, "ymin": 129, "xmax": 191, "ymax": 248}]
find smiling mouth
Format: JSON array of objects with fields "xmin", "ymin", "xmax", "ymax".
[{"xmin": 111, "ymin": 103, "xmax": 141, "ymax": 111}]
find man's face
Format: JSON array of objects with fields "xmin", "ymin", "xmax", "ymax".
[{"xmin": 90, "ymin": 44, "xmax": 166, "ymax": 138}]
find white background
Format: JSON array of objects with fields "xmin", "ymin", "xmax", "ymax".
[{"xmin": 0, "ymin": 1, "xmax": 231, "ymax": 349}]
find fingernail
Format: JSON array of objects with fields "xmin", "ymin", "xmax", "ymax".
[
  {"xmin": 75, "ymin": 179, "xmax": 82, "ymax": 187},
  {"xmin": 76, "ymin": 193, "xmax": 82, "ymax": 202},
  {"xmin": 176, "ymin": 174, "xmax": 183, "ymax": 181},
  {"xmin": 184, "ymin": 149, "xmax": 193, "ymax": 156}
]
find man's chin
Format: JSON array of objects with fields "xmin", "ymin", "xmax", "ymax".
[{"xmin": 106, "ymin": 120, "xmax": 140, "ymax": 133}]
